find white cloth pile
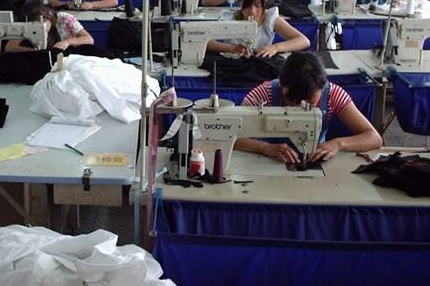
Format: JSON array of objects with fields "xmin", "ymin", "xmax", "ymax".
[
  {"xmin": 30, "ymin": 55, "xmax": 160, "ymax": 124},
  {"xmin": 0, "ymin": 225, "xmax": 175, "ymax": 286}
]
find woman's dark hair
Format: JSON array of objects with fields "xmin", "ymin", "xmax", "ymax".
[
  {"xmin": 279, "ymin": 51, "xmax": 327, "ymax": 104},
  {"xmin": 20, "ymin": 0, "xmax": 60, "ymax": 48},
  {"xmin": 234, "ymin": 0, "xmax": 266, "ymax": 20},
  {"xmin": 241, "ymin": 0, "xmax": 265, "ymax": 10}
]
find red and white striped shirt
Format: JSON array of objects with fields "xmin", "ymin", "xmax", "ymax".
[{"xmin": 242, "ymin": 81, "xmax": 352, "ymax": 121}]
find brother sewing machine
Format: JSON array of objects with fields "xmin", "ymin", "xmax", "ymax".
[
  {"xmin": 384, "ymin": 18, "xmax": 430, "ymax": 66},
  {"xmin": 0, "ymin": 21, "xmax": 47, "ymax": 50},
  {"xmin": 169, "ymin": 102, "xmax": 322, "ymax": 180},
  {"xmin": 172, "ymin": 19, "xmax": 258, "ymax": 67}
]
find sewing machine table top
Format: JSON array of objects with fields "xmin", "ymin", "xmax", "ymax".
[
  {"xmin": 69, "ymin": 10, "xmax": 126, "ymax": 21},
  {"xmin": 0, "ymin": 84, "xmax": 138, "ymax": 185},
  {"xmin": 156, "ymin": 147, "xmax": 430, "ymax": 207},
  {"xmin": 151, "ymin": 7, "xmax": 231, "ymax": 22},
  {"xmin": 165, "ymin": 51, "xmax": 378, "ymax": 78},
  {"xmin": 352, "ymin": 50, "xmax": 430, "ymax": 74},
  {"xmin": 308, "ymin": 4, "xmax": 389, "ymax": 21}
]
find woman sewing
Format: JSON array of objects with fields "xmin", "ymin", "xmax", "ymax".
[
  {"xmin": 234, "ymin": 52, "xmax": 383, "ymax": 164},
  {"xmin": 4, "ymin": 0, "xmax": 93, "ymax": 52},
  {"xmin": 206, "ymin": 0, "xmax": 310, "ymax": 57}
]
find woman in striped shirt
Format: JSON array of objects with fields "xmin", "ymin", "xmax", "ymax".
[{"xmin": 235, "ymin": 51, "xmax": 383, "ymax": 164}]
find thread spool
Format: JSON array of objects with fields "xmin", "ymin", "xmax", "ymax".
[
  {"xmin": 189, "ymin": 149, "xmax": 205, "ymax": 176},
  {"xmin": 181, "ymin": 0, "xmax": 187, "ymax": 14},
  {"xmin": 212, "ymin": 149, "xmax": 224, "ymax": 183},
  {"xmin": 125, "ymin": 0, "xmax": 135, "ymax": 17},
  {"xmin": 406, "ymin": 0, "xmax": 415, "ymax": 16},
  {"xmin": 210, "ymin": 94, "xmax": 219, "ymax": 109},
  {"xmin": 161, "ymin": 0, "xmax": 172, "ymax": 15}
]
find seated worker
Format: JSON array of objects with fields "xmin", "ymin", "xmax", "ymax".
[
  {"xmin": 206, "ymin": 0, "xmax": 310, "ymax": 58},
  {"xmin": 49, "ymin": 0, "xmax": 119, "ymax": 10},
  {"xmin": 4, "ymin": 0, "xmax": 93, "ymax": 52},
  {"xmin": 234, "ymin": 51, "xmax": 383, "ymax": 164}
]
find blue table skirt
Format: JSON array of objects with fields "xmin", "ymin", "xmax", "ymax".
[
  {"xmin": 153, "ymin": 200, "xmax": 430, "ymax": 286},
  {"xmin": 341, "ymin": 19, "xmax": 384, "ymax": 50},
  {"xmin": 388, "ymin": 71, "xmax": 430, "ymax": 135}
]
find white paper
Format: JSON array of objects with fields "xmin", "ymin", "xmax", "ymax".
[{"xmin": 26, "ymin": 119, "xmax": 100, "ymax": 149}]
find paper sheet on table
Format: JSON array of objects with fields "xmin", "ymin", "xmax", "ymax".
[
  {"xmin": 25, "ymin": 118, "xmax": 100, "ymax": 149},
  {"xmin": 228, "ymin": 153, "xmax": 325, "ymax": 178}
]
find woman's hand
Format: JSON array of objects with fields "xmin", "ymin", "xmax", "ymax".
[
  {"xmin": 64, "ymin": 1, "xmax": 74, "ymax": 9},
  {"xmin": 230, "ymin": 43, "xmax": 251, "ymax": 57},
  {"xmin": 53, "ymin": 39, "xmax": 71, "ymax": 50},
  {"xmin": 309, "ymin": 139, "xmax": 342, "ymax": 162},
  {"xmin": 262, "ymin": 143, "xmax": 301, "ymax": 164},
  {"xmin": 254, "ymin": 45, "xmax": 278, "ymax": 58},
  {"xmin": 79, "ymin": 2, "xmax": 95, "ymax": 10}
]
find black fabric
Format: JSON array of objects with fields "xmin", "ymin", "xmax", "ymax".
[
  {"xmin": 107, "ymin": 17, "xmax": 142, "ymax": 57},
  {"xmin": 1, "ymin": 40, "xmax": 7, "ymax": 53},
  {"xmin": 0, "ymin": 50, "xmax": 54, "ymax": 85},
  {"xmin": 0, "ymin": 45, "xmax": 116, "ymax": 85},
  {"xmin": 352, "ymin": 152, "xmax": 430, "ymax": 197},
  {"xmin": 0, "ymin": 0, "xmax": 25, "ymax": 19},
  {"xmin": 59, "ymin": 44, "xmax": 117, "ymax": 59},
  {"xmin": 317, "ymin": 51, "xmax": 339, "ymax": 69},
  {"xmin": 0, "ymin": 97, "xmax": 9, "ymax": 128},
  {"xmin": 266, "ymin": 0, "xmax": 313, "ymax": 19},
  {"xmin": 200, "ymin": 52, "xmax": 286, "ymax": 88}
]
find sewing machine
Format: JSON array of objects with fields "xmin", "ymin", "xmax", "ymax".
[
  {"xmin": 173, "ymin": 19, "xmax": 258, "ymax": 66},
  {"xmin": 324, "ymin": 0, "xmax": 356, "ymax": 14},
  {"xmin": 170, "ymin": 103, "xmax": 322, "ymax": 180},
  {"xmin": 0, "ymin": 21, "xmax": 47, "ymax": 50},
  {"xmin": 384, "ymin": 18, "xmax": 430, "ymax": 65}
]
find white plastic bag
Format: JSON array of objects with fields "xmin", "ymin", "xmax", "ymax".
[
  {"xmin": 0, "ymin": 225, "xmax": 176, "ymax": 286},
  {"xmin": 30, "ymin": 55, "xmax": 161, "ymax": 124}
]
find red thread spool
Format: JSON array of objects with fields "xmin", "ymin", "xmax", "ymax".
[{"xmin": 189, "ymin": 149, "xmax": 205, "ymax": 176}]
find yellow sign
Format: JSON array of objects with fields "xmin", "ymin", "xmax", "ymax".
[
  {"xmin": 0, "ymin": 143, "xmax": 26, "ymax": 162},
  {"xmin": 84, "ymin": 153, "xmax": 130, "ymax": 166}
]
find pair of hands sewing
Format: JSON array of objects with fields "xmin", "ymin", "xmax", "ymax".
[
  {"xmin": 231, "ymin": 43, "xmax": 278, "ymax": 58},
  {"xmin": 263, "ymin": 139, "xmax": 342, "ymax": 164}
]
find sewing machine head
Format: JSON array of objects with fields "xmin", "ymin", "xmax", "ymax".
[
  {"xmin": 192, "ymin": 104, "xmax": 322, "ymax": 173},
  {"xmin": 0, "ymin": 21, "xmax": 47, "ymax": 50},
  {"xmin": 324, "ymin": 0, "xmax": 355, "ymax": 14},
  {"xmin": 178, "ymin": 19, "xmax": 257, "ymax": 66},
  {"xmin": 385, "ymin": 18, "xmax": 430, "ymax": 65}
]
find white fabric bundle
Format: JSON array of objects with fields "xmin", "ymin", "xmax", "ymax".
[
  {"xmin": 0, "ymin": 225, "xmax": 175, "ymax": 286},
  {"xmin": 30, "ymin": 55, "xmax": 160, "ymax": 124}
]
